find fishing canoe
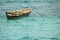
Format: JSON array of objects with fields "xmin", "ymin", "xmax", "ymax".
[{"xmin": 6, "ymin": 8, "xmax": 32, "ymax": 19}]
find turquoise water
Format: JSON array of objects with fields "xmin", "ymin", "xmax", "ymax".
[{"xmin": 0, "ymin": 0, "xmax": 60, "ymax": 40}]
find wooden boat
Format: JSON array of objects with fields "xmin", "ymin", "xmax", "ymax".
[{"xmin": 6, "ymin": 8, "xmax": 32, "ymax": 19}]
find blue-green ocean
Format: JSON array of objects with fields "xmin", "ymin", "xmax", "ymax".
[{"xmin": 0, "ymin": 0, "xmax": 60, "ymax": 40}]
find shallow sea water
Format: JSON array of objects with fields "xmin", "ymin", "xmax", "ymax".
[{"xmin": 0, "ymin": 0, "xmax": 60, "ymax": 40}]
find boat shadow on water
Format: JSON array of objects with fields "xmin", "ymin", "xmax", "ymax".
[{"xmin": 6, "ymin": 16, "xmax": 29, "ymax": 20}]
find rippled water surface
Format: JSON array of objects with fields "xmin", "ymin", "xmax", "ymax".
[{"xmin": 0, "ymin": 0, "xmax": 60, "ymax": 40}]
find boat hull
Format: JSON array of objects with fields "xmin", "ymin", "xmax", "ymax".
[{"xmin": 6, "ymin": 8, "xmax": 32, "ymax": 19}]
